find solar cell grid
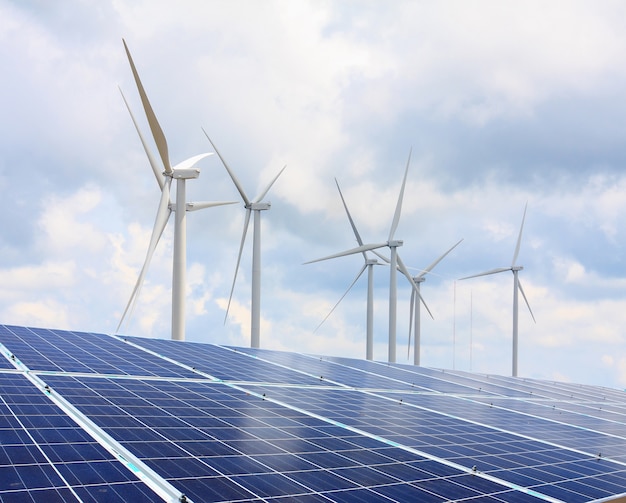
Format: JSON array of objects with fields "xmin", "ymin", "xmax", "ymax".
[
  {"xmin": 3, "ymin": 325, "xmax": 626, "ymax": 502},
  {"xmin": 338, "ymin": 356, "xmax": 532, "ymax": 397},
  {"xmin": 242, "ymin": 383, "xmax": 626, "ymax": 499},
  {"xmin": 0, "ymin": 325, "xmax": 197, "ymax": 378},
  {"xmin": 0, "ymin": 373, "xmax": 160, "ymax": 502},
  {"xmin": 535, "ymin": 399, "xmax": 626, "ymax": 426},
  {"xmin": 234, "ymin": 347, "xmax": 435, "ymax": 391},
  {"xmin": 38, "ymin": 374, "xmax": 545, "ymax": 502},
  {"xmin": 0, "ymin": 352, "xmax": 16, "ymax": 370},
  {"xmin": 460, "ymin": 370, "xmax": 619, "ymax": 403},
  {"xmin": 247, "ymin": 348, "xmax": 572, "ymax": 404},
  {"xmin": 458, "ymin": 400, "xmax": 626, "ymax": 459},
  {"xmin": 388, "ymin": 391, "xmax": 626, "ymax": 464},
  {"xmin": 129, "ymin": 336, "xmax": 332, "ymax": 386},
  {"xmin": 519, "ymin": 376, "xmax": 625, "ymax": 402}
]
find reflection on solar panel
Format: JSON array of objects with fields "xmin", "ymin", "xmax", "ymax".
[{"xmin": 1, "ymin": 325, "xmax": 625, "ymax": 502}]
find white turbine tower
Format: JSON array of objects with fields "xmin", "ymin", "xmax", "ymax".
[
  {"xmin": 406, "ymin": 239, "xmax": 463, "ymax": 366},
  {"xmin": 116, "ymin": 40, "xmax": 235, "ymax": 341},
  {"xmin": 459, "ymin": 203, "xmax": 536, "ymax": 376},
  {"xmin": 203, "ymin": 132, "xmax": 285, "ymax": 349},
  {"xmin": 306, "ymin": 150, "xmax": 429, "ymax": 363},
  {"xmin": 308, "ymin": 179, "xmax": 383, "ymax": 360}
]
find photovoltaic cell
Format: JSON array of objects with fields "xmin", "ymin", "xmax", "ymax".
[
  {"xmin": 37, "ymin": 374, "xmax": 547, "ymax": 502},
  {"xmin": 128, "ymin": 336, "xmax": 336, "ymax": 386},
  {"xmin": 0, "ymin": 325, "xmax": 197, "ymax": 378},
  {"xmin": 450, "ymin": 367, "xmax": 626, "ymax": 402},
  {"xmin": 233, "ymin": 346, "xmax": 428, "ymax": 391},
  {"xmin": 1, "ymin": 325, "xmax": 626, "ymax": 503},
  {"xmin": 0, "ymin": 372, "xmax": 159, "ymax": 502}
]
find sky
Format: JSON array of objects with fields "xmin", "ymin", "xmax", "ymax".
[{"xmin": 2, "ymin": 0, "xmax": 626, "ymax": 389}]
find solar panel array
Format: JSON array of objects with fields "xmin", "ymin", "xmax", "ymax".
[{"xmin": 1, "ymin": 325, "xmax": 625, "ymax": 502}]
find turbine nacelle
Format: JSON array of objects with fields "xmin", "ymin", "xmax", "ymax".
[
  {"xmin": 249, "ymin": 202, "xmax": 271, "ymax": 211},
  {"xmin": 388, "ymin": 239, "xmax": 403, "ymax": 247},
  {"xmin": 172, "ymin": 168, "xmax": 200, "ymax": 180}
]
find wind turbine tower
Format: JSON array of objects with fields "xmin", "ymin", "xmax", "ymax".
[
  {"xmin": 306, "ymin": 150, "xmax": 429, "ymax": 363},
  {"xmin": 459, "ymin": 203, "xmax": 535, "ymax": 376},
  {"xmin": 117, "ymin": 40, "xmax": 235, "ymax": 341},
  {"xmin": 308, "ymin": 179, "xmax": 382, "ymax": 360},
  {"xmin": 407, "ymin": 239, "xmax": 463, "ymax": 366},
  {"xmin": 203, "ymin": 132, "xmax": 285, "ymax": 349}
]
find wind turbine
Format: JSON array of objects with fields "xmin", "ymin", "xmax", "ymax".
[
  {"xmin": 309, "ymin": 178, "xmax": 384, "ymax": 360},
  {"xmin": 406, "ymin": 239, "xmax": 463, "ymax": 366},
  {"xmin": 459, "ymin": 203, "xmax": 536, "ymax": 377},
  {"xmin": 306, "ymin": 150, "xmax": 430, "ymax": 363},
  {"xmin": 203, "ymin": 132, "xmax": 285, "ymax": 349},
  {"xmin": 116, "ymin": 40, "xmax": 235, "ymax": 341}
]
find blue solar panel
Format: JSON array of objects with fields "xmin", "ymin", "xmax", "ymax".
[
  {"xmin": 129, "ymin": 336, "xmax": 334, "ymax": 385},
  {"xmin": 41, "ymin": 375, "xmax": 530, "ymax": 502},
  {"xmin": 0, "ymin": 325, "xmax": 197, "ymax": 378},
  {"xmin": 0, "ymin": 372, "xmax": 160, "ymax": 501},
  {"xmin": 236, "ymin": 346, "xmax": 541, "ymax": 397},
  {"xmin": 1, "ymin": 324, "xmax": 626, "ymax": 502}
]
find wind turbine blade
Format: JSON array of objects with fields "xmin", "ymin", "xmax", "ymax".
[
  {"xmin": 417, "ymin": 238, "xmax": 464, "ymax": 279},
  {"xmin": 397, "ymin": 254, "xmax": 433, "ymax": 320},
  {"xmin": 313, "ymin": 264, "xmax": 367, "ymax": 333},
  {"xmin": 512, "ymin": 202, "xmax": 528, "ymax": 267},
  {"xmin": 254, "ymin": 165, "xmax": 287, "ymax": 203},
  {"xmin": 372, "ymin": 249, "xmax": 390, "ymax": 264},
  {"xmin": 304, "ymin": 243, "xmax": 388, "ymax": 265},
  {"xmin": 407, "ymin": 288, "xmax": 415, "ymax": 359},
  {"xmin": 388, "ymin": 148, "xmax": 412, "ymax": 241},
  {"xmin": 224, "ymin": 208, "xmax": 252, "ymax": 323},
  {"xmin": 187, "ymin": 201, "xmax": 238, "ymax": 212},
  {"xmin": 335, "ymin": 179, "xmax": 365, "ymax": 249},
  {"xmin": 123, "ymin": 39, "xmax": 172, "ymax": 174},
  {"xmin": 459, "ymin": 267, "xmax": 510, "ymax": 281},
  {"xmin": 119, "ymin": 87, "xmax": 164, "ymax": 190},
  {"xmin": 117, "ymin": 179, "xmax": 172, "ymax": 332},
  {"xmin": 172, "ymin": 153, "xmax": 212, "ymax": 171},
  {"xmin": 202, "ymin": 129, "xmax": 250, "ymax": 206},
  {"xmin": 517, "ymin": 278, "xmax": 536, "ymax": 323}
]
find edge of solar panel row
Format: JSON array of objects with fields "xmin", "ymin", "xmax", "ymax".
[{"xmin": 1, "ymin": 325, "xmax": 626, "ymax": 503}]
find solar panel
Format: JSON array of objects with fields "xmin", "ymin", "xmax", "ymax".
[
  {"xmin": 0, "ymin": 326, "xmax": 197, "ymax": 378},
  {"xmin": 1, "ymin": 324, "xmax": 626, "ymax": 502},
  {"xmin": 127, "ymin": 336, "xmax": 334, "ymax": 386},
  {"xmin": 0, "ymin": 372, "xmax": 162, "ymax": 501}
]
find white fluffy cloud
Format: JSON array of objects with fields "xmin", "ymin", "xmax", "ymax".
[{"xmin": 2, "ymin": 1, "xmax": 626, "ymax": 390}]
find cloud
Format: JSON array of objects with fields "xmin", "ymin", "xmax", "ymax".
[
  {"xmin": 3, "ymin": 1, "xmax": 626, "ymax": 390},
  {"xmin": 2, "ymin": 300, "xmax": 70, "ymax": 329},
  {"xmin": 0, "ymin": 261, "xmax": 76, "ymax": 296}
]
